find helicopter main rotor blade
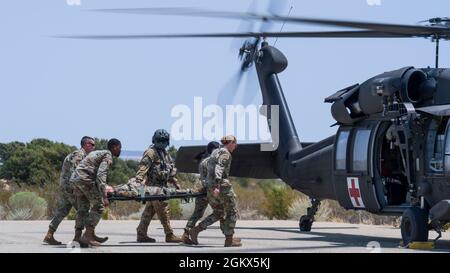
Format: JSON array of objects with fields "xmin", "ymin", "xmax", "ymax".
[
  {"xmin": 217, "ymin": 69, "xmax": 245, "ymax": 107},
  {"xmin": 229, "ymin": 0, "xmax": 258, "ymax": 53},
  {"xmin": 93, "ymin": 8, "xmax": 450, "ymax": 38},
  {"xmin": 57, "ymin": 30, "xmax": 415, "ymax": 40},
  {"xmin": 242, "ymin": 66, "xmax": 260, "ymax": 106},
  {"xmin": 260, "ymin": 0, "xmax": 289, "ymax": 32}
]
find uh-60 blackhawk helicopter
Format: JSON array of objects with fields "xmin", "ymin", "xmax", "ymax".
[{"xmin": 65, "ymin": 6, "xmax": 450, "ymax": 246}]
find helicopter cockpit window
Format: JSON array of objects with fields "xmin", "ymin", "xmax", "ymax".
[
  {"xmin": 352, "ymin": 129, "xmax": 371, "ymax": 172},
  {"xmin": 336, "ymin": 131, "xmax": 349, "ymax": 170},
  {"xmin": 427, "ymin": 117, "xmax": 449, "ymax": 173}
]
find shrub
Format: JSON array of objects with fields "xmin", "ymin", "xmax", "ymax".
[
  {"xmin": 7, "ymin": 192, "xmax": 47, "ymax": 220},
  {"xmin": 31, "ymin": 182, "xmax": 60, "ymax": 218},
  {"xmin": 169, "ymin": 199, "xmax": 183, "ymax": 219},
  {"xmin": 262, "ymin": 183, "xmax": 296, "ymax": 220}
]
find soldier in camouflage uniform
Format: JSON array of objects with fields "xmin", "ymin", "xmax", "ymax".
[
  {"xmin": 136, "ymin": 129, "xmax": 183, "ymax": 243},
  {"xmin": 181, "ymin": 141, "xmax": 223, "ymax": 244},
  {"xmin": 70, "ymin": 138, "xmax": 122, "ymax": 247},
  {"xmin": 43, "ymin": 136, "xmax": 95, "ymax": 245},
  {"xmin": 190, "ymin": 135, "xmax": 242, "ymax": 247}
]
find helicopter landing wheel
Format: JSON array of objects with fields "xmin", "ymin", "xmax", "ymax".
[
  {"xmin": 400, "ymin": 207, "xmax": 429, "ymax": 246},
  {"xmin": 299, "ymin": 215, "xmax": 313, "ymax": 232}
]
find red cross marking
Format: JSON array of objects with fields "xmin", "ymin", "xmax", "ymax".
[{"xmin": 348, "ymin": 178, "xmax": 361, "ymax": 207}]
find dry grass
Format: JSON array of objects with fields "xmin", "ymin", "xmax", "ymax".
[{"xmin": 108, "ymin": 200, "xmax": 143, "ymax": 220}]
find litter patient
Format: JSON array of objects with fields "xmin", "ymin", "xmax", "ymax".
[
  {"xmin": 108, "ymin": 177, "xmax": 200, "ymax": 198},
  {"xmin": 109, "ymin": 177, "xmax": 144, "ymax": 197}
]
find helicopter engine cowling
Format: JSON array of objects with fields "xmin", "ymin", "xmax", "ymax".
[
  {"xmin": 359, "ymin": 67, "xmax": 436, "ymax": 112},
  {"xmin": 330, "ymin": 67, "xmax": 437, "ymax": 124}
]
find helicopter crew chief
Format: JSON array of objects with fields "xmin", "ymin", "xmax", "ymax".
[
  {"xmin": 189, "ymin": 135, "xmax": 242, "ymax": 247},
  {"xmin": 135, "ymin": 129, "xmax": 183, "ymax": 243}
]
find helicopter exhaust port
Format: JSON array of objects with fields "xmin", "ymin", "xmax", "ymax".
[{"xmin": 400, "ymin": 69, "xmax": 436, "ymax": 104}]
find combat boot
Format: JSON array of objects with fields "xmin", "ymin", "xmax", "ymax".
[
  {"xmin": 189, "ymin": 224, "xmax": 206, "ymax": 245},
  {"xmin": 93, "ymin": 230, "xmax": 108, "ymax": 243},
  {"xmin": 137, "ymin": 233, "xmax": 156, "ymax": 243},
  {"xmin": 181, "ymin": 229, "xmax": 194, "ymax": 244},
  {"xmin": 80, "ymin": 227, "xmax": 101, "ymax": 247},
  {"xmin": 165, "ymin": 233, "xmax": 183, "ymax": 243},
  {"xmin": 43, "ymin": 228, "xmax": 62, "ymax": 245},
  {"xmin": 224, "ymin": 235, "xmax": 242, "ymax": 247},
  {"xmin": 73, "ymin": 228, "xmax": 82, "ymax": 242}
]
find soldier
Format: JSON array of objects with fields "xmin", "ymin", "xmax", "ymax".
[
  {"xmin": 135, "ymin": 129, "xmax": 183, "ymax": 243},
  {"xmin": 181, "ymin": 141, "xmax": 222, "ymax": 244},
  {"xmin": 70, "ymin": 138, "xmax": 122, "ymax": 247},
  {"xmin": 43, "ymin": 136, "xmax": 95, "ymax": 245},
  {"xmin": 189, "ymin": 135, "xmax": 242, "ymax": 247}
]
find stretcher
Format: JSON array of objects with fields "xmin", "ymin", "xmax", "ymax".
[{"xmin": 107, "ymin": 184, "xmax": 205, "ymax": 203}]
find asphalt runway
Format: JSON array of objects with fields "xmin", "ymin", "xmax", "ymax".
[{"xmin": 1, "ymin": 220, "xmax": 449, "ymax": 253}]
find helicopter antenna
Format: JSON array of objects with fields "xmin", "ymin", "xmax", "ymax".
[
  {"xmin": 434, "ymin": 35, "xmax": 440, "ymax": 68},
  {"xmin": 273, "ymin": 5, "xmax": 293, "ymax": 47}
]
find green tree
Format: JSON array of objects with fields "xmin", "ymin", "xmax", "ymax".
[
  {"xmin": 0, "ymin": 141, "xmax": 25, "ymax": 163},
  {"xmin": 168, "ymin": 145, "xmax": 177, "ymax": 160},
  {"xmin": 94, "ymin": 138, "xmax": 108, "ymax": 150},
  {"xmin": 107, "ymin": 158, "xmax": 139, "ymax": 185},
  {"xmin": 0, "ymin": 140, "xmax": 73, "ymax": 185}
]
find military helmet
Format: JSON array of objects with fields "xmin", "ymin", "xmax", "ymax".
[{"xmin": 152, "ymin": 129, "xmax": 170, "ymax": 150}]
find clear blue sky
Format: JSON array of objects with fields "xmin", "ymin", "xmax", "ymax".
[{"xmin": 0, "ymin": 0, "xmax": 449, "ymax": 150}]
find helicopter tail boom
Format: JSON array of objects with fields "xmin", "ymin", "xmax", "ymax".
[{"xmin": 255, "ymin": 42, "xmax": 302, "ymax": 162}]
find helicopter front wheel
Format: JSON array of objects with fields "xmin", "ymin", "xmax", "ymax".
[
  {"xmin": 299, "ymin": 215, "xmax": 313, "ymax": 232},
  {"xmin": 400, "ymin": 207, "xmax": 429, "ymax": 246}
]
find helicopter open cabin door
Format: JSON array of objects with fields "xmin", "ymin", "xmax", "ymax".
[
  {"xmin": 333, "ymin": 123, "xmax": 382, "ymax": 212},
  {"xmin": 423, "ymin": 116, "xmax": 450, "ymax": 204}
]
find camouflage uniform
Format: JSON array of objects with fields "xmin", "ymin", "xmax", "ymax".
[
  {"xmin": 49, "ymin": 148, "xmax": 89, "ymax": 231},
  {"xmin": 185, "ymin": 156, "xmax": 224, "ymax": 231},
  {"xmin": 70, "ymin": 150, "xmax": 113, "ymax": 229},
  {"xmin": 199, "ymin": 147, "xmax": 237, "ymax": 236},
  {"xmin": 136, "ymin": 146, "xmax": 179, "ymax": 236},
  {"xmin": 113, "ymin": 177, "xmax": 143, "ymax": 197}
]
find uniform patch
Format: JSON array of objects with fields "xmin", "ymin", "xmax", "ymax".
[{"xmin": 347, "ymin": 177, "xmax": 365, "ymax": 208}]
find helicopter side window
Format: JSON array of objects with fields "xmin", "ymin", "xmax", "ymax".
[
  {"xmin": 427, "ymin": 118, "xmax": 448, "ymax": 173},
  {"xmin": 336, "ymin": 131, "xmax": 350, "ymax": 170},
  {"xmin": 352, "ymin": 129, "xmax": 371, "ymax": 172}
]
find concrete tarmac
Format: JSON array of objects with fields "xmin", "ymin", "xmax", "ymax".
[{"xmin": 1, "ymin": 220, "xmax": 449, "ymax": 253}]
